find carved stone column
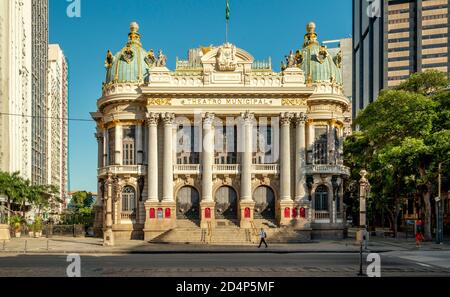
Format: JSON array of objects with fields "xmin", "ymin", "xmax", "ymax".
[
  {"xmin": 103, "ymin": 174, "xmax": 114, "ymax": 246},
  {"xmin": 279, "ymin": 112, "xmax": 294, "ymax": 226},
  {"xmin": 240, "ymin": 111, "xmax": 254, "ymax": 202},
  {"xmin": 146, "ymin": 113, "xmax": 159, "ymax": 202},
  {"xmin": 161, "ymin": 113, "xmax": 175, "ymax": 202},
  {"xmin": 95, "ymin": 130, "xmax": 103, "ymax": 168},
  {"xmin": 201, "ymin": 113, "xmax": 216, "ymax": 228},
  {"xmin": 295, "ymin": 113, "xmax": 307, "ymax": 202},
  {"xmin": 280, "ymin": 112, "xmax": 293, "ymax": 201},
  {"xmin": 239, "ymin": 111, "xmax": 255, "ymax": 228},
  {"xmin": 202, "ymin": 113, "xmax": 215, "ymax": 203}
]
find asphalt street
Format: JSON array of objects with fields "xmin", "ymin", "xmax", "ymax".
[{"xmin": 0, "ymin": 251, "xmax": 450, "ymax": 277}]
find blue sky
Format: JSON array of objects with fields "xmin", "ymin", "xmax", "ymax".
[{"xmin": 49, "ymin": 0, "xmax": 352, "ymax": 193}]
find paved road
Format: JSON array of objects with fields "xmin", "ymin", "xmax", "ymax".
[{"xmin": 1, "ymin": 251, "xmax": 450, "ymax": 277}]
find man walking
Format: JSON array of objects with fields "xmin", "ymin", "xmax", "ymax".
[{"xmin": 258, "ymin": 228, "xmax": 268, "ymax": 248}]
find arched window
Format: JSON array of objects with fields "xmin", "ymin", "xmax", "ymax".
[
  {"xmin": 123, "ymin": 126, "xmax": 136, "ymax": 165},
  {"xmin": 314, "ymin": 126, "xmax": 328, "ymax": 164},
  {"xmin": 122, "ymin": 186, "xmax": 136, "ymax": 212},
  {"xmin": 314, "ymin": 185, "xmax": 329, "ymax": 211}
]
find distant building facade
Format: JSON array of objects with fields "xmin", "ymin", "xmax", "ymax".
[
  {"xmin": 47, "ymin": 44, "xmax": 69, "ymax": 212},
  {"xmin": 352, "ymin": 0, "xmax": 449, "ymax": 118},
  {"xmin": 323, "ymin": 38, "xmax": 353, "ymax": 99}
]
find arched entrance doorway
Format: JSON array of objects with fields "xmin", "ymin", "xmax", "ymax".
[
  {"xmin": 253, "ymin": 186, "xmax": 276, "ymax": 219},
  {"xmin": 176, "ymin": 186, "xmax": 200, "ymax": 219},
  {"xmin": 214, "ymin": 186, "xmax": 238, "ymax": 219}
]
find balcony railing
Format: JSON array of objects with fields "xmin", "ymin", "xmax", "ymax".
[
  {"xmin": 120, "ymin": 211, "xmax": 136, "ymax": 222},
  {"xmin": 98, "ymin": 165, "xmax": 146, "ymax": 176},
  {"xmin": 314, "ymin": 211, "xmax": 330, "ymax": 221},
  {"xmin": 305, "ymin": 164, "xmax": 350, "ymax": 176},
  {"xmin": 174, "ymin": 164, "xmax": 201, "ymax": 175},
  {"xmin": 252, "ymin": 164, "xmax": 279, "ymax": 175},
  {"xmin": 213, "ymin": 164, "xmax": 240, "ymax": 175}
]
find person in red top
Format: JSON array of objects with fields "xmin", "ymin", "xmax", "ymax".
[{"xmin": 416, "ymin": 230, "xmax": 423, "ymax": 248}]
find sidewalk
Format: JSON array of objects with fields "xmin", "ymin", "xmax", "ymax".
[{"xmin": 1, "ymin": 236, "xmax": 449, "ymax": 255}]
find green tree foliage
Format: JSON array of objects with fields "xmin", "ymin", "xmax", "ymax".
[
  {"xmin": 0, "ymin": 171, "xmax": 61, "ymax": 224},
  {"xmin": 345, "ymin": 70, "xmax": 450, "ymax": 240},
  {"xmin": 62, "ymin": 191, "xmax": 95, "ymax": 225}
]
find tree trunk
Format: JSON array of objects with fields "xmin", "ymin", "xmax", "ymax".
[
  {"xmin": 7, "ymin": 198, "xmax": 11, "ymax": 223},
  {"xmin": 422, "ymin": 185, "xmax": 432, "ymax": 241},
  {"xmin": 418, "ymin": 163, "xmax": 432, "ymax": 241}
]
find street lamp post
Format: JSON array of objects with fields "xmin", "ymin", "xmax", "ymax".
[
  {"xmin": 357, "ymin": 170, "xmax": 371, "ymax": 247},
  {"xmin": 435, "ymin": 161, "xmax": 447, "ymax": 244}
]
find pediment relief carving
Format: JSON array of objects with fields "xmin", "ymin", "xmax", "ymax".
[{"xmin": 201, "ymin": 43, "xmax": 254, "ymax": 72}]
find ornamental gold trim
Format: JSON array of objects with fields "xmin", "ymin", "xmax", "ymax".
[
  {"xmin": 282, "ymin": 98, "xmax": 307, "ymax": 106},
  {"xmin": 148, "ymin": 98, "xmax": 172, "ymax": 106}
]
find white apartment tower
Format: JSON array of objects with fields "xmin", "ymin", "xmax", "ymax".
[
  {"xmin": 0, "ymin": 0, "xmax": 33, "ymax": 180},
  {"xmin": 47, "ymin": 44, "xmax": 69, "ymax": 209}
]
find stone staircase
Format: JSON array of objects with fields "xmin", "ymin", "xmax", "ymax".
[{"xmin": 150, "ymin": 219, "xmax": 311, "ymax": 245}]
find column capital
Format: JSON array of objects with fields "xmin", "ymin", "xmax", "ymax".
[
  {"xmin": 161, "ymin": 112, "xmax": 175, "ymax": 125},
  {"xmin": 294, "ymin": 112, "xmax": 308, "ymax": 126},
  {"xmin": 240, "ymin": 110, "xmax": 255, "ymax": 123},
  {"xmin": 280, "ymin": 112, "xmax": 294, "ymax": 126},
  {"xmin": 95, "ymin": 132, "xmax": 103, "ymax": 141},
  {"xmin": 145, "ymin": 112, "xmax": 159, "ymax": 126},
  {"xmin": 203, "ymin": 112, "xmax": 215, "ymax": 126}
]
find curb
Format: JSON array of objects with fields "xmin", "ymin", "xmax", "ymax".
[{"xmin": 0, "ymin": 249, "xmax": 393, "ymax": 255}]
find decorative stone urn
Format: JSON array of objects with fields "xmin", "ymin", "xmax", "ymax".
[{"xmin": 0, "ymin": 224, "xmax": 11, "ymax": 241}]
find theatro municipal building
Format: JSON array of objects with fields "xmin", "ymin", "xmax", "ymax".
[{"xmin": 91, "ymin": 22, "xmax": 352, "ymax": 245}]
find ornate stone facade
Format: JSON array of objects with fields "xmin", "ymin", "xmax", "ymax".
[{"xmin": 91, "ymin": 22, "xmax": 352, "ymax": 243}]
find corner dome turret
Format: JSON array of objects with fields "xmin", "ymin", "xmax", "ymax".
[
  {"xmin": 104, "ymin": 22, "xmax": 153, "ymax": 84},
  {"xmin": 301, "ymin": 22, "xmax": 343, "ymax": 85}
]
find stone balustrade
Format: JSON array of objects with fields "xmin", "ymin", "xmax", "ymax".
[
  {"xmin": 98, "ymin": 165, "xmax": 146, "ymax": 177},
  {"xmin": 305, "ymin": 164, "xmax": 350, "ymax": 176},
  {"xmin": 173, "ymin": 164, "xmax": 201, "ymax": 175}
]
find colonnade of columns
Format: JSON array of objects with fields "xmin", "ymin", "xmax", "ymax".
[{"xmin": 95, "ymin": 112, "xmax": 344, "ymax": 214}]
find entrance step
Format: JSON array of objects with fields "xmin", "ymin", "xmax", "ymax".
[
  {"xmin": 176, "ymin": 220, "xmax": 200, "ymax": 228},
  {"xmin": 150, "ymin": 220, "xmax": 311, "ymax": 245}
]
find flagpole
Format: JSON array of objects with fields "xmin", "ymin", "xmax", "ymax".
[
  {"xmin": 226, "ymin": 19, "xmax": 228, "ymax": 43},
  {"xmin": 225, "ymin": 0, "xmax": 230, "ymax": 43}
]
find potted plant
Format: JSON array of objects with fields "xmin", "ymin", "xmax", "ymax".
[
  {"xmin": 0, "ymin": 211, "xmax": 10, "ymax": 241},
  {"xmin": 27, "ymin": 223, "xmax": 34, "ymax": 237},
  {"xmin": 33, "ymin": 217, "xmax": 43, "ymax": 238},
  {"xmin": 10, "ymin": 215, "xmax": 23, "ymax": 238}
]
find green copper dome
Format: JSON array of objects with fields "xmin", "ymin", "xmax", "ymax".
[
  {"xmin": 300, "ymin": 22, "xmax": 343, "ymax": 85},
  {"xmin": 104, "ymin": 22, "xmax": 153, "ymax": 84}
]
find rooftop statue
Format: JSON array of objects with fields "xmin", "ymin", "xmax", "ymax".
[
  {"xmin": 145, "ymin": 49, "xmax": 156, "ymax": 67},
  {"xmin": 155, "ymin": 49, "xmax": 167, "ymax": 67}
]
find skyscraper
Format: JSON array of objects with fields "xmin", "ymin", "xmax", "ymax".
[
  {"xmin": 0, "ymin": 0, "xmax": 33, "ymax": 180},
  {"xmin": 47, "ymin": 44, "xmax": 69, "ymax": 210},
  {"xmin": 352, "ymin": 0, "xmax": 449, "ymax": 118},
  {"xmin": 31, "ymin": 0, "xmax": 49, "ymax": 185}
]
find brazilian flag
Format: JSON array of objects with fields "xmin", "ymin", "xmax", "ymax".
[{"xmin": 226, "ymin": 0, "xmax": 230, "ymax": 21}]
